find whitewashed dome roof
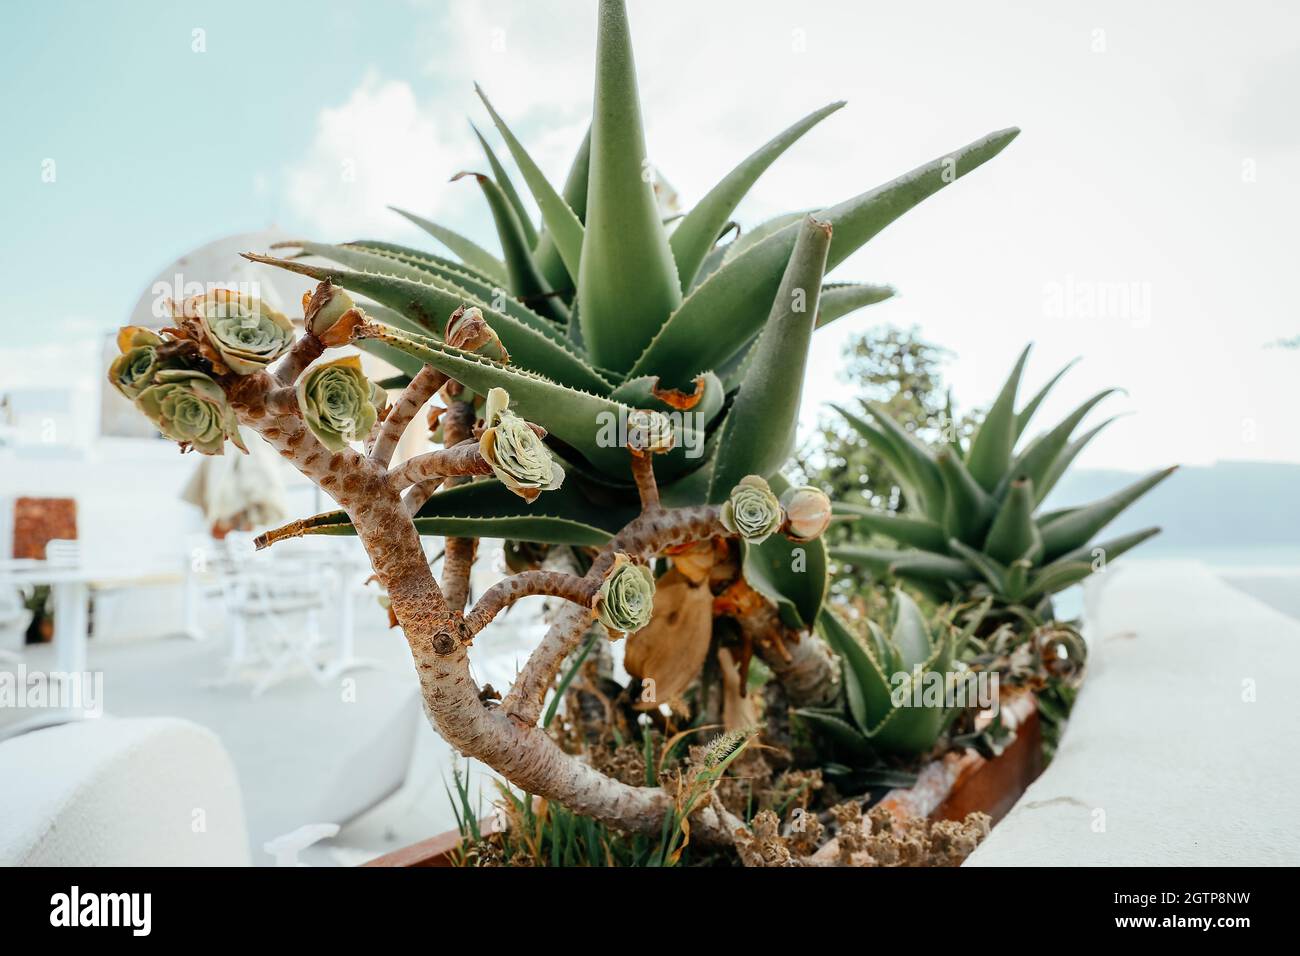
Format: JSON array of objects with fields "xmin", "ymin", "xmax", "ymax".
[{"xmin": 126, "ymin": 228, "xmax": 318, "ymax": 330}]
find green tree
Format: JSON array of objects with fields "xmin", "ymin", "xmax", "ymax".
[{"xmin": 796, "ymin": 326, "xmax": 980, "ymax": 601}]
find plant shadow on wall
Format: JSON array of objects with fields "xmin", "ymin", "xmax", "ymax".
[{"xmin": 107, "ymin": 0, "xmax": 1164, "ymax": 866}]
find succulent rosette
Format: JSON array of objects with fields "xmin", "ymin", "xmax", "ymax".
[
  {"xmin": 296, "ymin": 356, "xmax": 380, "ymax": 452},
  {"xmin": 779, "ymin": 485, "xmax": 832, "ymax": 542},
  {"xmin": 478, "ymin": 387, "xmax": 564, "ymax": 502},
  {"xmin": 136, "ymin": 368, "xmax": 246, "ymax": 455},
  {"xmin": 720, "ymin": 475, "xmax": 784, "ymax": 543},
  {"xmin": 594, "ymin": 553, "xmax": 656, "ymax": 635},
  {"xmin": 626, "ymin": 409, "xmax": 675, "ymax": 454},
  {"xmin": 108, "ymin": 326, "xmax": 165, "ymax": 400},
  {"xmin": 186, "ymin": 289, "xmax": 294, "ymax": 375}
]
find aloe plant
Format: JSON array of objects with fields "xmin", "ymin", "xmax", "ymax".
[
  {"xmin": 829, "ymin": 347, "xmax": 1174, "ymax": 613},
  {"xmin": 107, "ymin": 0, "xmax": 1019, "ymax": 848},
  {"xmin": 244, "ymin": 0, "xmax": 1018, "ymax": 637},
  {"xmin": 799, "ymin": 592, "xmax": 986, "ymax": 758}
]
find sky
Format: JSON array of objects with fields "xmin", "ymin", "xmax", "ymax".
[{"xmin": 2, "ymin": 0, "xmax": 1297, "ymax": 470}]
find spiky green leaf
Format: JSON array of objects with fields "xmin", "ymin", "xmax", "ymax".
[
  {"xmin": 669, "ymin": 102, "xmax": 844, "ymax": 290},
  {"xmin": 708, "ymin": 216, "xmax": 831, "ymax": 501},
  {"xmin": 578, "ymin": 0, "xmax": 683, "ymax": 370}
]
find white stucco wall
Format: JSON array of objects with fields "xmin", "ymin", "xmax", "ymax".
[{"xmin": 966, "ymin": 560, "xmax": 1299, "ymax": 866}]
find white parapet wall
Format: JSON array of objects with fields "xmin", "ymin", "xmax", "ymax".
[{"xmin": 966, "ymin": 560, "xmax": 1300, "ymax": 866}]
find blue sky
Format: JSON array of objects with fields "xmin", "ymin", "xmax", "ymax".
[
  {"xmin": 2, "ymin": 0, "xmax": 438, "ymax": 339},
  {"xmin": 4, "ymin": 0, "xmax": 1299, "ymax": 469}
]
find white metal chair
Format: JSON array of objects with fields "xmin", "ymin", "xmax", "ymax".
[{"xmin": 205, "ymin": 533, "xmax": 333, "ymax": 694}]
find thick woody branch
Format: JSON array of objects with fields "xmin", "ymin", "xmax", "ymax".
[
  {"xmin": 503, "ymin": 504, "xmax": 727, "ymax": 724},
  {"xmin": 440, "ymin": 400, "xmax": 478, "ymax": 613},
  {"xmin": 629, "ymin": 451, "xmax": 661, "ymax": 512},
  {"xmin": 271, "ymin": 332, "xmax": 325, "ymax": 387},
  {"xmin": 370, "ymin": 365, "xmax": 448, "ymax": 466},
  {"xmin": 502, "ymin": 601, "xmax": 601, "ymax": 726},
  {"xmin": 464, "ymin": 570, "xmax": 597, "ymax": 637},
  {"xmin": 403, "ymin": 477, "xmax": 445, "ymax": 516},
  {"xmin": 388, "ymin": 441, "xmax": 492, "ymax": 492}
]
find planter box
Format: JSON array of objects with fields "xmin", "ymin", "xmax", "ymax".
[{"xmin": 363, "ymin": 693, "xmax": 1042, "ymax": 867}]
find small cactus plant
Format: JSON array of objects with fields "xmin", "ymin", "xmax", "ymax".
[
  {"xmin": 800, "ymin": 593, "xmax": 990, "ymax": 759},
  {"xmin": 830, "ymin": 346, "xmax": 1174, "ymax": 615}
]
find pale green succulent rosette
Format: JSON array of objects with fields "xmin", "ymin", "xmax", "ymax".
[
  {"xmin": 108, "ymin": 326, "xmax": 165, "ymax": 400},
  {"xmin": 478, "ymin": 387, "xmax": 564, "ymax": 502},
  {"xmin": 626, "ymin": 408, "xmax": 675, "ymax": 453},
  {"xmin": 136, "ymin": 368, "xmax": 246, "ymax": 455},
  {"xmin": 720, "ymin": 474, "xmax": 784, "ymax": 543},
  {"xmin": 594, "ymin": 553, "xmax": 656, "ymax": 635},
  {"xmin": 296, "ymin": 356, "xmax": 379, "ymax": 452},
  {"xmin": 195, "ymin": 289, "xmax": 294, "ymax": 375}
]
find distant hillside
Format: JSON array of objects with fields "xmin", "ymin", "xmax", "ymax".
[{"xmin": 1045, "ymin": 461, "xmax": 1300, "ymax": 552}]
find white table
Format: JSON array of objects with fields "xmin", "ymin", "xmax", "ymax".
[{"xmin": 0, "ymin": 561, "xmax": 182, "ymax": 677}]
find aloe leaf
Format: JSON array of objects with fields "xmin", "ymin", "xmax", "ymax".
[
  {"xmin": 361, "ymin": 325, "xmax": 635, "ymax": 474},
  {"xmin": 608, "ymin": 371, "xmax": 725, "ymax": 425},
  {"xmin": 352, "ymin": 303, "xmax": 431, "ymax": 376},
  {"xmin": 831, "ymin": 404, "xmax": 921, "ymax": 507},
  {"xmin": 1040, "ymin": 466, "xmax": 1177, "ymax": 560},
  {"xmin": 292, "ymin": 240, "xmax": 567, "ymax": 346},
  {"xmin": 453, "ymin": 172, "xmax": 568, "ymax": 323},
  {"xmin": 534, "ymin": 127, "xmax": 592, "ymax": 292},
  {"xmin": 390, "ymin": 206, "xmax": 508, "ymax": 284},
  {"xmin": 340, "ymin": 239, "xmax": 499, "ymax": 287},
  {"xmin": 866, "ymin": 633, "xmax": 953, "ymax": 754},
  {"xmin": 944, "ymin": 390, "xmax": 964, "ymax": 459},
  {"xmin": 828, "ymin": 545, "xmax": 902, "ymax": 577},
  {"xmin": 1035, "ymin": 413, "xmax": 1125, "ymax": 504},
  {"xmin": 793, "ymin": 708, "xmax": 873, "ymax": 760},
  {"xmin": 741, "ymin": 530, "xmax": 828, "ymax": 631},
  {"xmin": 470, "ymin": 122, "xmax": 538, "ymax": 248},
  {"xmin": 815, "ymin": 282, "xmax": 895, "ymax": 330},
  {"xmin": 1020, "ymin": 560, "xmax": 1096, "ymax": 603},
  {"xmin": 982, "ymin": 477, "xmax": 1041, "ymax": 564},
  {"xmin": 890, "ymin": 589, "xmax": 932, "ymax": 672},
  {"xmin": 817, "ymin": 607, "xmax": 893, "ymax": 731},
  {"xmin": 476, "ymin": 84, "xmax": 585, "ymax": 281},
  {"xmin": 578, "ymin": 0, "xmax": 683, "ymax": 371},
  {"xmin": 947, "ymin": 539, "xmax": 1009, "ymax": 594},
  {"xmin": 965, "ymin": 345, "xmax": 1030, "ymax": 492},
  {"xmin": 1049, "ymin": 525, "xmax": 1161, "ymax": 569},
  {"xmin": 721, "ymin": 211, "xmax": 810, "ymax": 269},
  {"xmin": 670, "ymin": 102, "xmax": 845, "ymax": 291},
  {"xmin": 690, "ymin": 241, "xmax": 732, "ymax": 290},
  {"xmin": 283, "ymin": 485, "xmax": 628, "ymax": 548},
  {"xmin": 1015, "ymin": 357, "xmax": 1080, "ymax": 440},
  {"xmin": 865, "ymin": 620, "xmax": 897, "ymax": 675},
  {"xmin": 414, "ymin": 479, "xmax": 636, "ymax": 545},
  {"xmin": 888, "ymin": 550, "xmax": 980, "ymax": 586},
  {"xmin": 1005, "ymin": 390, "xmax": 1119, "ymax": 503},
  {"xmin": 241, "ymin": 253, "xmax": 608, "ymax": 394},
  {"xmin": 628, "ymin": 127, "xmax": 1020, "ymax": 387},
  {"xmin": 834, "ymin": 505, "xmax": 949, "ymax": 552},
  {"xmin": 1035, "ymin": 505, "xmax": 1077, "ymax": 527},
  {"xmin": 291, "ymin": 239, "xmax": 564, "ymax": 348},
  {"xmin": 865, "ymin": 402, "xmax": 947, "ymax": 520},
  {"xmin": 708, "ymin": 216, "xmax": 831, "ymax": 501},
  {"xmin": 936, "ymin": 448, "xmax": 994, "ymax": 544}
]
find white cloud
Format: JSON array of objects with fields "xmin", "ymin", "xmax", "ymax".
[
  {"xmin": 284, "ymin": 71, "xmax": 481, "ymax": 238},
  {"xmin": 283, "ymin": 0, "xmax": 1300, "ymax": 471}
]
